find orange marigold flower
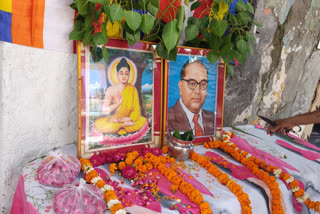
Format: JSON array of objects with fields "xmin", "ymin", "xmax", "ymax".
[
  {"xmin": 293, "ymin": 189, "xmax": 304, "ymax": 198},
  {"xmin": 137, "ymin": 164, "xmax": 147, "ymax": 173},
  {"xmin": 125, "ymin": 157, "xmax": 133, "ymax": 166},
  {"xmin": 109, "ymin": 163, "xmax": 117, "ymax": 173},
  {"xmin": 308, "ymin": 201, "xmax": 316, "ymax": 209},
  {"xmin": 190, "ymin": 152, "xmax": 199, "ymax": 161},
  {"xmin": 167, "ymin": 157, "xmax": 176, "ymax": 163},
  {"xmin": 118, "ymin": 161, "xmax": 126, "ymax": 171},
  {"xmin": 162, "ymin": 146, "xmax": 168, "ymax": 154},
  {"xmin": 104, "ymin": 190, "xmax": 118, "ymax": 201},
  {"xmin": 260, "ymin": 161, "xmax": 267, "ymax": 168},
  {"xmin": 85, "ymin": 170, "xmax": 98, "ymax": 183},
  {"xmin": 96, "ymin": 180, "xmax": 105, "ymax": 189},
  {"xmin": 80, "ymin": 158, "xmax": 92, "ymax": 171},
  {"xmin": 289, "ymin": 180, "xmax": 299, "ymax": 189},
  {"xmin": 203, "ymin": 143, "xmax": 209, "ymax": 149},
  {"xmin": 314, "ymin": 202, "xmax": 320, "ymax": 212},
  {"xmin": 145, "ymin": 162, "xmax": 153, "ymax": 171},
  {"xmin": 208, "ymin": 142, "xmax": 214, "ymax": 148},
  {"xmin": 305, "ymin": 198, "xmax": 311, "ymax": 205},
  {"xmin": 170, "ymin": 184, "xmax": 178, "ymax": 194},
  {"xmin": 200, "ymin": 201, "xmax": 210, "ymax": 210},
  {"xmin": 281, "ymin": 173, "xmax": 290, "ymax": 180},
  {"xmin": 212, "ymin": 141, "xmax": 220, "ymax": 148},
  {"xmin": 134, "ymin": 158, "xmax": 143, "ymax": 166},
  {"xmin": 218, "ymin": 174, "xmax": 229, "ymax": 184},
  {"xmin": 110, "ymin": 203, "xmax": 124, "ymax": 214}
]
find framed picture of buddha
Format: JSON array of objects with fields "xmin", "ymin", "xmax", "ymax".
[
  {"xmin": 163, "ymin": 47, "xmax": 226, "ymax": 145},
  {"xmin": 78, "ymin": 39, "xmax": 162, "ymax": 158}
]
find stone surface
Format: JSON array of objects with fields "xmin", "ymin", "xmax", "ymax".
[
  {"xmin": 0, "ymin": 42, "xmax": 78, "ymax": 213},
  {"xmin": 224, "ymin": 0, "xmax": 320, "ymax": 126}
]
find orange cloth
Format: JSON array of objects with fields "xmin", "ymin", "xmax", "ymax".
[{"xmin": 193, "ymin": 114, "xmax": 204, "ymax": 137}]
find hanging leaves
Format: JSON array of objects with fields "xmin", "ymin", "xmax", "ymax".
[{"xmin": 68, "ymin": 0, "xmax": 261, "ymax": 70}]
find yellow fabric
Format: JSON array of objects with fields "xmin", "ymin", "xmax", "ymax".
[
  {"xmin": 210, "ymin": 0, "xmax": 229, "ymax": 21},
  {"xmin": 0, "ymin": 0, "xmax": 12, "ymax": 13},
  {"xmin": 101, "ymin": 9, "xmax": 124, "ymax": 38},
  {"xmin": 95, "ymin": 84, "xmax": 146, "ymax": 135}
]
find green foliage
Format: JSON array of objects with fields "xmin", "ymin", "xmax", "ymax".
[
  {"xmin": 173, "ymin": 130, "xmax": 193, "ymax": 141},
  {"xmin": 69, "ymin": 0, "xmax": 262, "ymax": 74}
]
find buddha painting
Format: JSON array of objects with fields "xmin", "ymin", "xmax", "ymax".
[{"xmin": 94, "ymin": 58, "xmax": 147, "ymax": 136}]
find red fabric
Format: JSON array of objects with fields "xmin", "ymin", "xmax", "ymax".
[
  {"xmin": 193, "ymin": 114, "xmax": 204, "ymax": 136},
  {"xmin": 156, "ymin": 0, "xmax": 182, "ymax": 23}
]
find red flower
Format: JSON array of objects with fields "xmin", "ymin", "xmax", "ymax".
[{"xmin": 122, "ymin": 165, "xmax": 137, "ymax": 180}]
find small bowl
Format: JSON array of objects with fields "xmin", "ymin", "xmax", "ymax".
[{"xmin": 167, "ymin": 131, "xmax": 194, "ymax": 161}]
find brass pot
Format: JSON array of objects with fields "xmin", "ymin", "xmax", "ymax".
[{"xmin": 167, "ymin": 131, "xmax": 194, "ymax": 161}]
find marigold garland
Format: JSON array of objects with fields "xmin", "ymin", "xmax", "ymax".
[
  {"xmin": 117, "ymin": 150, "xmax": 213, "ymax": 214},
  {"xmin": 80, "ymin": 158, "xmax": 126, "ymax": 214},
  {"xmin": 190, "ymin": 151, "xmax": 252, "ymax": 214},
  {"xmin": 204, "ymin": 131, "xmax": 320, "ymax": 214}
]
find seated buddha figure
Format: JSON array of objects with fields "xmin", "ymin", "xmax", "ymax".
[{"xmin": 94, "ymin": 58, "xmax": 147, "ymax": 135}]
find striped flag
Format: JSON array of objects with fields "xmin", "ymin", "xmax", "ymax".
[{"xmin": 0, "ymin": 0, "xmax": 75, "ymax": 53}]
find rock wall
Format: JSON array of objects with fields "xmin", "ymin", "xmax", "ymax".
[
  {"xmin": 0, "ymin": 42, "xmax": 78, "ymax": 213},
  {"xmin": 224, "ymin": 0, "xmax": 320, "ymax": 126}
]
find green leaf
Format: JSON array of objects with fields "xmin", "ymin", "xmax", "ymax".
[
  {"xmin": 207, "ymin": 51, "xmax": 219, "ymax": 64},
  {"xmin": 93, "ymin": 31, "xmax": 108, "ymax": 45},
  {"xmin": 191, "ymin": 1, "xmax": 201, "ymax": 11},
  {"xmin": 155, "ymin": 42, "xmax": 177, "ymax": 61},
  {"xmin": 88, "ymin": 2, "xmax": 96, "ymax": 15},
  {"xmin": 237, "ymin": 12, "xmax": 251, "ymax": 25},
  {"xmin": 126, "ymin": 30, "xmax": 141, "ymax": 46},
  {"xmin": 147, "ymin": 0, "xmax": 159, "ymax": 16},
  {"xmin": 235, "ymin": 50, "xmax": 247, "ymax": 64},
  {"xmin": 185, "ymin": 24, "xmax": 199, "ymax": 41},
  {"xmin": 140, "ymin": 14, "xmax": 154, "ymax": 34},
  {"xmin": 69, "ymin": 29, "xmax": 83, "ymax": 40},
  {"xmin": 77, "ymin": 0, "xmax": 88, "ymax": 15},
  {"xmin": 187, "ymin": 17, "xmax": 197, "ymax": 25},
  {"xmin": 208, "ymin": 34, "xmax": 222, "ymax": 52},
  {"xmin": 221, "ymin": 49, "xmax": 236, "ymax": 64},
  {"xmin": 162, "ymin": 19, "xmax": 179, "ymax": 52},
  {"xmin": 84, "ymin": 30, "xmax": 92, "ymax": 45},
  {"xmin": 70, "ymin": 2, "xmax": 77, "ymax": 10},
  {"xmin": 104, "ymin": 5, "xmax": 111, "ymax": 20},
  {"xmin": 74, "ymin": 19, "xmax": 84, "ymax": 30},
  {"xmin": 94, "ymin": 10, "xmax": 101, "ymax": 21},
  {"xmin": 102, "ymin": 46, "xmax": 109, "ymax": 62},
  {"xmin": 185, "ymin": 131, "xmax": 192, "ymax": 141},
  {"xmin": 133, "ymin": 1, "xmax": 142, "ymax": 10},
  {"xmin": 246, "ymin": 2, "xmax": 254, "ymax": 14},
  {"xmin": 88, "ymin": 0, "xmax": 102, "ymax": 3},
  {"xmin": 212, "ymin": 20, "xmax": 228, "ymax": 37},
  {"xmin": 226, "ymin": 64, "xmax": 234, "ymax": 76},
  {"xmin": 199, "ymin": 15, "xmax": 209, "ymax": 30},
  {"xmin": 125, "ymin": 11, "xmax": 142, "ymax": 31},
  {"xmin": 246, "ymin": 32, "xmax": 256, "ymax": 42},
  {"xmin": 173, "ymin": 130, "xmax": 182, "ymax": 139},
  {"xmin": 253, "ymin": 19, "xmax": 263, "ymax": 27},
  {"xmin": 236, "ymin": 39, "xmax": 249, "ymax": 53},
  {"xmin": 85, "ymin": 16, "xmax": 92, "ymax": 29},
  {"xmin": 236, "ymin": 0, "xmax": 246, "ymax": 11},
  {"xmin": 177, "ymin": 6, "xmax": 185, "ymax": 32},
  {"xmin": 229, "ymin": 14, "xmax": 238, "ymax": 25},
  {"xmin": 222, "ymin": 0, "xmax": 232, "ymax": 4},
  {"xmin": 110, "ymin": 4, "xmax": 124, "ymax": 23},
  {"xmin": 139, "ymin": 0, "xmax": 148, "ymax": 9}
]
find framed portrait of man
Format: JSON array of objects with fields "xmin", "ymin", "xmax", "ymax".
[
  {"xmin": 163, "ymin": 47, "xmax": 226, "ymax": 145},
  {"xmin": 78, "ymin": 39, "xmax": 162, "ymax": 158}
]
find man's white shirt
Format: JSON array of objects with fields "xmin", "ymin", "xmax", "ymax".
[{"xmin": 179, "ymin": 98, "xmax": 204, "ymax": 134}]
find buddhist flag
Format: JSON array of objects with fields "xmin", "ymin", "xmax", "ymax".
[{"xmin": 0, "ymin": 0, "xmax": 75, "ymax": 53}]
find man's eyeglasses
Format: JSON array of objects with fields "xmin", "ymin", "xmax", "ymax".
[{"xmin": 181, "ymin": 79, "xmax": 208, "ymax": 90}]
